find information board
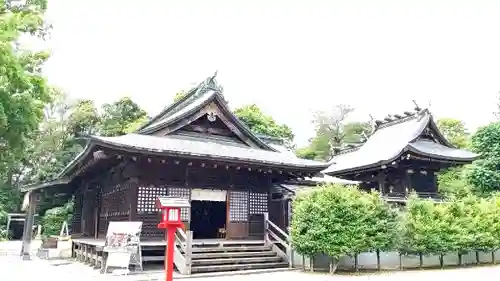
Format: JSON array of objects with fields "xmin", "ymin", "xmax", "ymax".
[{"xmin": 103, "ymin": 221, "xmax": 143, "ymax": 274}]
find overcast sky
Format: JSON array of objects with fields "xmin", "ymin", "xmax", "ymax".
[{"xmin": 40, "ymin": 0, "xmax": 500, "ymax": 146}]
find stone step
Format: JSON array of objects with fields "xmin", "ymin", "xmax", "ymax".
[
  {"xmin": 191, "ymin": 256, "xmax": 283, "ymax": 266},
  {"xmin": 191, "ymin": 261, "xmax": 289, "ymax": 273},
  {"xmin": 190, "ymin": 245, "xmax": 271, "ymax": 253},
  {"xmin": 191, "ymin": 250, "xmax": 277, "ymax": 259}
]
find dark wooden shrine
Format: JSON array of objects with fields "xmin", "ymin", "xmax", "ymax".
[
  {"xmin": 323, "ymin": 106, "xmax": 478, "ymax": 202},
  {"xmin": 27, "ymin": 74, "xmax": 328, "ymax": 241}
]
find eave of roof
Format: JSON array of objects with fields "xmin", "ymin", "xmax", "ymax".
[
  {"xmin": 21, "ymin": 178, "xmax": 70, "ymax": 192},
  {"xmin": 88, "ymin": 134, "xmax": 329, "ymax": 170}
]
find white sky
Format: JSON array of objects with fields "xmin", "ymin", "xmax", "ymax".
[{"xmin": 40, "ymin": 0, "xmax": 500, "ymax": 146}]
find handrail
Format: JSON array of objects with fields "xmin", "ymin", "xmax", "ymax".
[
  {"xmin": 173, "ymin": 228, "xmax": 193, "ymax": 275},
  {"xmin": 264, "ymin": 212, "xmax": 294, "ymax": 268}
]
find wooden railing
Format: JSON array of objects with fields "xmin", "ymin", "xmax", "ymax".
[
  {"xmin": 174, "ymin": 228, "xmax": 193, "ymax": 275},
  {"xmin": 263, "ymin": 213, "xmax": 293, "ymax": 268}
]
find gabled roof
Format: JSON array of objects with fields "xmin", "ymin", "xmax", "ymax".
[
  {"xmin": 136, "ymin": 73, "xmax": 276, "ymax": 151},
  {"xmin": 323, "ymin": 109, "xmax": 478, "ymax": 176}
]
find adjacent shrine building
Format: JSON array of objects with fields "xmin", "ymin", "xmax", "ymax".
[
  {"xmin": 29, "ymin": 74, "xmax": 329, "ymax": 240},
  {"xmin": 323, "ymin": 107, "xmax": 478, "ymax": 202}
]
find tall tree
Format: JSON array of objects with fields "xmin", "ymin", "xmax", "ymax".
[
  {"xmin": 0, "ymin": 0, "xmax": 53, "ymax": 223},
  {"xmin": 234, "ymin": 104, "xmax": 294, "ymax": 145},
  {"xmin": 0, "ymin": 0, "xmax": 52, "ymax": 182},
  {"xmin": 296, "ymin": 105, "xmax": 372, "ymax": 161},
  {"xmin": 67, "ymin": 100, "xmax": 100, "ymax": 137},
  {"xmin": 436, "ymin": 118, "xmax": 470, "ymax": 149},
  {"xmin": 99, "ymin": 97, "xmax": 147, "ymax": 136}
]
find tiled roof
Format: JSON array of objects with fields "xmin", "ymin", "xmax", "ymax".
[
  {"xmin": 323, "ymin": 109, "xmax": 478, "ymax": 175},
  {"xmin": 90, "ymin": 134, "xmax": 329, "ymax": 170}
]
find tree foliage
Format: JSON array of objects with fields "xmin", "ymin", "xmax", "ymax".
[
  {"xmin": 291, "ymin": 184, "xmax": 399, "ymax": 269},
  {"xmin": 436, "ymin": 118, "xmax": 470, "ymax": 149},
  {"xmin": 292, "ymin": 186, "xmax": 500, "ymax": 272},
  {"xmin": 233, "ymin": 104, "xmax": 294, "ymax": 144},
  {"xmin": 0, "ymin": 0, "xmax": 53, "ymax": 224},
  {"xmin": 173, "ymin": 90, "xmax": 187, "ymax": 103},
  {"xmin": 296, "ymin": 105, "xmax": 372, "ymax": 161},
  {"xmin": 435, "ymin": 118, "xmax": 472, "ymax": 197},
  {"xmin": 99, "ymin": 97, "xmax": 147, "ymax": 136},
  {"xmin": 466, "ymin": 123, "xmax": 500, "ymax": 194}
]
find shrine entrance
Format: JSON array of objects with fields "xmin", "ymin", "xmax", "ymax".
[{"xmin": 190, "ymin": 189, "xmax": 227, "ymax": 239}]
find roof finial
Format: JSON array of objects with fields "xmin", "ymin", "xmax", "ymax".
[
  {"xmin": 212, "ymin": 70, "xmax": 218, "ymax": 79},
  {"xmin": 412, "ymin": 100, "xmax": 421, "ymax": 111}
]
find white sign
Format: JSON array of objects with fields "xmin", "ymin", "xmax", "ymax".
[
  {"xmin": 191, "ymin": 189, "xmax": 227, "ymax": 202},
  {"xmin": 103, "ymin": 221, "xmax": 143, "ymax": 274},
  {"xmin": 106, "ymin": 252, "xmax": 132, "ymax": 268}
]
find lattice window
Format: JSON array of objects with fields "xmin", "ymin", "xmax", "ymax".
[
  {"xmin": 229, "ymin": 191, "xmax": 248, "ymax": 222},
  {"xmin": 249, "ymin": 192, "xmax": 268, "ymax": 215},
  {"xmin": 137, "ymin": 185, "xmax": 168, "ymax": 214},
  {"xmin": 168, "ymin": 187, "xmax": 190, "ymax": 221}
]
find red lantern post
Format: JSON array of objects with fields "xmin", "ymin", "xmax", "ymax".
[{"xmin": 156, "ymin": 197, "xmax": 191, "ymax": 281}]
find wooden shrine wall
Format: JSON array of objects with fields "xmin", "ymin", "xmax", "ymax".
[
  {"xmin": 71, "ymin": 154, "xmax": 289, "ymax": 240},
  {"xmin": 130, "ymin": 159, "xmax": 274, "ymax": 240}
]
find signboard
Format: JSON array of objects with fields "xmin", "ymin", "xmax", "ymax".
[
  {"xmin": 191, "ymin": 189, "xmax": 227, "ymax": 202},
  {"xmin": 103, "ymin": 221, "xmax": 143, "ymax": 274}
]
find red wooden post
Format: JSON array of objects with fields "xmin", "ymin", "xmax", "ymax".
[{"xmin": 165, "ymin": 227, "xmax": 175, "ymax": 281}]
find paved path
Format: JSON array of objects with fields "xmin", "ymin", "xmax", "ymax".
[{"xmin": 2, "ymin": 241, "xmax": 500, "ymax": 280}]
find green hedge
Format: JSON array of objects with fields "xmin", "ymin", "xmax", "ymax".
[
  {"xmin": 41, "ymin": 200, "xmax": 73, "ymax": 237},
  {"xmin": 290, "ymin": 184, "xmax": 500, "ymax": 272}
]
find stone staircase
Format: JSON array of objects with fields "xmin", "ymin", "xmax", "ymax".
[{"xmin": 187, "ymin": 241, "xmax": 289, "ymax": 274}]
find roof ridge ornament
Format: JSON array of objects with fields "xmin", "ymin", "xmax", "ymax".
[{"xmin": 204, "ymin": 70, "xmax": 223, "ymax": 93}]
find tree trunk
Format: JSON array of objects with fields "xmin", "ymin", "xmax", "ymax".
[
  {"xmin": 329, "ymin": 257, "xmax": 338, "ymax": 274},
  {"xmin": 419, "ymin": 253, "xmax": 423, "ymax": 269},
  {"xmin": 354, "ymin": 254, "xmax": 359, "ymax": 272},
  {"xmin": 376, "ymin": 249, "xmax": 381, "ymax": 271},
  {"xmin": 458, "ymin": 253, "xmax": 462, "ymax": 266},
  {"xmin": 476, "ymin": 251, "xmax": 480, "ymax": 264},
  {"xmin": 399, "ymin": 252, "xmax": 403, "ymax": 270},
  {"xmin": 302, "ymin": 256, "xmax": 305, "ymax": 271},
  {"xmin": 439, "ymin": 254, "xmax": 444, "ymax": 269},
  {"xmin": 492, "ymin": 251, "xmax": 496, "ymax": 264},
  {"xmin": 309, "ymin": 256, "xmax": 314, "ymax": 272}
]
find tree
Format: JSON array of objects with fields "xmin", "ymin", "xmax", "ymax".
[
  {"xmin": 296, "ymin": 105, "xmax": 372, "ymax": 161},
  {"xmin": 124, "ymin": 115, "xmax": 150, "ymax": 134},
  {"xmin": 402, "ymin": 195, "xmax": 462, "ymax": 267},
  {"xmin": 234, "ymin": 104, "xmax": 294, "ymax": 145},
  {"xmin": 99, "ymin": 97, "xmax": 147, "ymax": 136},
  {"xmin": 436, "ymin": 118, "xmax": 470, "ymax": 149},
  {"xmin": 173, "ymin": 90, "xmax": 187, "ymax": 103},
  {"xmin": 67, "ymin": 100, "xmax": 100, "ymax": 137},
  {"xmin": 0, "ymin": 0, "xmax": 53, "ymax": 182},
  {"xmin": 0, "ymin": 0, "xmax": 53, "ymax": 230},
  {"xmin": 466, "ymin": 123, "xmax": 500, "ymax": 194},
  {"xmin": 22, "ymin": 92, "xmax": 84, "ymax": 183},
  {"xmin": 291, "ymin": 184, "xmax": 398, "ymax": 273}
]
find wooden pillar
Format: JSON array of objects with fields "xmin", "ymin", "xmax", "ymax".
[
  {"xmin": 377, "ymin": 171, "xmax": 386, "ymax": 195},
  {"xmin": 21, "ymin": 192, "xmax": 36, "ymax": 260},
  {"xmin": 129, "ymin": 178, "xmax": 138, "ymax": 222},
  {"xmin": 405, "ymin": 169, "xmax": 414, "ymax": 196}
]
